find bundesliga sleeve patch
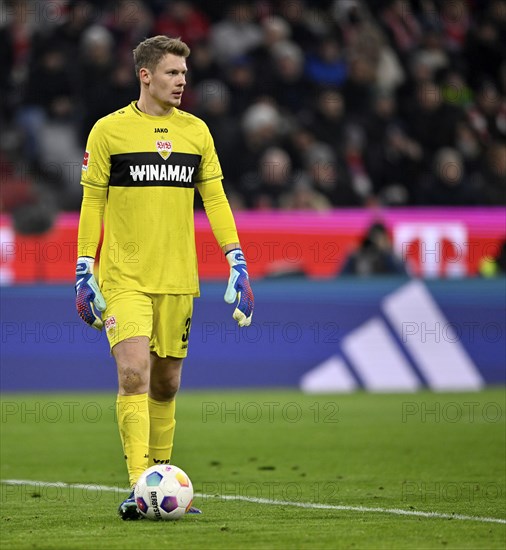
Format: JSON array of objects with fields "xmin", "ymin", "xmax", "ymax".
[{"xmin": 82, "ymin": 151, "xmax": 90, "ymax": 171}]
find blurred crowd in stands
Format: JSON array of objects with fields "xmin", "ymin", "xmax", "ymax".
[{"xmin": 0, "ymin": 0, "xmax": 505, "ymax": 223}]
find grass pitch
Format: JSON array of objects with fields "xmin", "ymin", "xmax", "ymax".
[{"xmin": 0, "ymin": 389, "xmax": 505, "ymax": 549}]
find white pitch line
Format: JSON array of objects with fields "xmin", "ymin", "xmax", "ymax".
[
  {"xmin": 1, "ymin": 479, "xmax": 126, "ymax": 493},
  {"xmin": 204, "ymin": 493, "xmax": 506, "ymax": 525},
  {"xmin": 2, "ymin": 479, "xmax": 505, "ymax": 525}
]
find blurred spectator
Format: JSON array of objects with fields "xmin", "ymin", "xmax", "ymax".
[
  {"xmin": 249, "ymin": 16, "xmax": 291, "ymax": 85},
  {"xmin": 301, "ymin": 88, "xmax": 348, "ymax": 154},
  {"xmin": 440, "ymin": 69, "xmax": 474, "ymax": 109},
  {"xmin": 304, "ymin": 143, "xmax": 362, "ymax": 207},
  {"xmin": 78, "ymin": 25, "xmax": 116, "ymax": 141},
  {"xmin": 405, "ymin": 81, "xmax": 464, "ymax": 158},
  {"xmin": 38, "ymin": 1, "xmax": 96, "ymax": 66},
  {"xmin": 187, "ymin": 39, "xmax": 222, "ymax": 86},
  {"xmin": 488, "ymin": 0, "xmax": 506, "ymax": 36},
  {"xmin": 103, "ymin": 0, "xmax": 153, "ymax": 63},
  {"xmin": 1, "ymin": 0, "xmax": 56, "ymax": 105},
  {"xmin": 231, "ymin": 101, "xmax": 285, "ymax": 187},
  {"xmin": 0, "ymin": 23, "xmax": 14, "ymax": 122},
  {"xmin": 107, "ymin": 62, "xmax": 139, "ymax": 115},
  {"xmin": 11, "ymin": 191, "xmax": 58, "ymax": 235},
  {"xmin": 417, "ymin": 0, "xmax": 442, "ymax": 32},
  {"xmin": 364, "ymin": 92, "xmax": 423, "ymax": 204},
  {"xmin": 380, "ymin": 0, "xmax": 422, "ymax": 59},
  {"xmin": 305, "ymin": 36, "xmax": 348, "ymax": 88},
  {"xmin": 341, "ymin": 55, "xmax": 377, "ymax": 120},
  {"xmin": 340, "ymin": 221, "xmax": 407, "ymax": 276},
  {"xmin": 240, "ymin": 147, "xmax": 297, "ymax": 209},
  {"xmin": 479, "ymin": 241, "xmax": 506, "ymax": 277},
  {"xmin": 346, "ymin": 19, "xmax": 405, "ymax": 94},
  {"xmin": 467, "ymin": 81, "xmax": 506, "ymax": 146},
  {"xmin": 464, "ymin": 15, "xmax": 505, "ymax": 89},
  {"xmin": 368, "ymin": 123, "xmax": 423, "ymax": 205},
  {"xmin": 224, "ymin": 57, "xmax": 259, "ymax": 116},
  {"xmin": 364, "ymin": 89, "xmax": 398, "ymax": 145},
  {"xmin": 1, "ymin": 148, "xmax": 59, "ymax": 234},
  {"xmin": 37, "ymin": 118, "xmax": 84, "ymax": 210},
  {"xmin": 193, "ymin": 79, "xmax": 239, "ymax": 187},
  {"xmin": 343, "ymin": 124, "xmax": 373, "ymax": 201},
  {"xmin": 415, "ymin": 29, "xmax": 450, "ymax": 74},
  {"xmin": 16, "ymin": 45, "xmax": 77, "ymax": 166},
  {"xmin": 278, "ymin": 0, "xmax": 323, "ymax": 50},
  {"xmin": 263, "ymin": 259, "xmax": 308, "ymax": 279},
  {"xmin": 332, "ymin": 0, "xmax": 372, "ymax": 46},
  {"xmin": 369, "ymin": 25, "xmax": 405, "ymax": 93},
  {"xmin": 397, "ymin": 50, "xmax": 438, "ymax": 118},
  {"xmin": 440, "ymin": 0, "xmax": 471, "ymax": 52},
  {"xmin": 281, "ymin": 179, "xmax": 332, "ymax": 211},
  {"xmin": 210, "ymin": 1, "xmax": 262, "ymax": 65},
  {"xmin": 417, "ymin": 147, "xmax": 481, "ymax": 205},
  {"xmin": 288, "ymin": 124, "xmax": 320, "ymax": 171},
  {"xmin": 266, "ymin": 41, "xmax": 311, "ymax": 115},
  {"xmin": 74, "ymin": 22, "xmax": 136, "ymax": 142},
  {"xmin": 0, "ymin": 153, "xmax": 36, "ymax": 213},
  {"xmin": 153, "ymin": 1, "xmax": 210, "ymax": 47},
  {"xmin": 479, "ymin": 142, "xmax": 506, "ymax": 205},
  {"xmin": 454, "ymin": 121, "xmax": 482, "ymax": 173}
]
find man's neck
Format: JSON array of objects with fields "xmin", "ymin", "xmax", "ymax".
[{"xmin": 136, "ymin": 98, "xmax": 173, "ymax": 117}]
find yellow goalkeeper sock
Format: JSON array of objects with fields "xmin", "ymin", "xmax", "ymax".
[
  {"xmin": 148, "ymin": 397, "xmax": 176, "ymax": 466},
  {"xmin": 116, "ymin": 393, "xmax": 149, "ymax": 488}
]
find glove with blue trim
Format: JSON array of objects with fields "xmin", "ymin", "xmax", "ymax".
[
  {"xmin": 75, "ymin": 256, "xmax": 106, "ymax": 330},
  {"xmin": 224, "ymin": 248, "xmax": 254, "ymax": 327}
]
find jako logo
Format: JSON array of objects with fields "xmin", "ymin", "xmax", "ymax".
[{"xmin": 154, "ymin": 128, "xmax": 168, "ymax": 133}]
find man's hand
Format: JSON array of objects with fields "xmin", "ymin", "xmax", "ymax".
[
  {"xmin": 75, "ymin": 256, "xmax": 106, "ymax": 330},
  {"xmin": 224, "ymin": 248, "xmax": 254, "ymax": 327}
]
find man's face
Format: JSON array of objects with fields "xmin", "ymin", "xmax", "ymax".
[{"xmin": 144, "ymin": 53, "xmax": 187, "ymax": 108}]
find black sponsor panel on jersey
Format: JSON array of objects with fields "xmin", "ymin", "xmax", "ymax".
[{"xmin": 109, "ymin": 152, "xmax": 202, "ymax": 187}]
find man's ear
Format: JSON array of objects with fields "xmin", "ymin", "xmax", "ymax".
[{"xmin": 139, "ymin": 67, "xmax": 151, "ymax": 85}]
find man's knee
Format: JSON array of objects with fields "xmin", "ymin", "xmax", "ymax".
[
  {"xmin": 118, "ymin": 363, "xmax": 149, "ymax": 394},
  {"xmin": 150, "ymin": 356, "xmax": 183, "ymax": 401},
  {"xmin": 114, "ymin": 337, "xmax": 150, "ymax": 394},
  {"xmin": 150, "ymin": 380, "xmax": 179, "ymax": 401}
]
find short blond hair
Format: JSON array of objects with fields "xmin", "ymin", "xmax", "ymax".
[{"xmin": 133, "ymin": 35, "xmax": 190, "ymax": 77}]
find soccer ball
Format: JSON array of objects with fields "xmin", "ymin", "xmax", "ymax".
[{"xmin": 134, "ymin": 464, "xmax": 194, "ymax": 520}]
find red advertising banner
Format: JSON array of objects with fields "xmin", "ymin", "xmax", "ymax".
[{"xmin": 1, "ymin": 208, "xmax": 505, "ymax": 284}]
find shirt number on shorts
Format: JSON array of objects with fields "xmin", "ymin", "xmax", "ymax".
[{"xmin": 182, "ymin": 317, "xmax": 191, "ymax": 342}]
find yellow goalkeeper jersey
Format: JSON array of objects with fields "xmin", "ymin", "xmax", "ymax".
[{"xmin": 81, "ymin": 101, "xmax": 223, "ymax": 295}]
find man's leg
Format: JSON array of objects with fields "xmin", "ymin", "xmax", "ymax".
[
  {"xmin": 101, "ymin": 289, "xmax": 153, "ymax": 519},
  {"xmin": 146, "ymin": 293, "xmax": 200, "ymax": 514},
  {"xmin": 114, "ymin": 336, "xmax": 151, "ymax": 489},
  {"xmin": 147, "ymin": 354, "xmax": 183, "ymax": 466},
  {"xmin": 148, "ymin": 354, "xmax": 200, "ymax": 514}
]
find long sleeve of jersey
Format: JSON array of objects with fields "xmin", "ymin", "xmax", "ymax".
[
  {"xmin": 77, "ymin": 185, "xmax": 107, "ymax": 258},
  {"xmin": 197, "ymin": 179, "xmax": 239, "ymax": 248}
]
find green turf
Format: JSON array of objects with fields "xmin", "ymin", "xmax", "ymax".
[{"xmin": 1, "ymin": 389, "xmax": 505, "ymax": 549}]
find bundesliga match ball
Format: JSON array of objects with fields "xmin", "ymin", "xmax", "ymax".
[{"xmin": 134, "ymin": 464, "xmax": 194, "ymax": 520}]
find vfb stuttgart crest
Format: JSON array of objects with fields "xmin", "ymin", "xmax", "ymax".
[{"xmin": 156, "ymin": 140, "xmax": 172, "ymax": 160}]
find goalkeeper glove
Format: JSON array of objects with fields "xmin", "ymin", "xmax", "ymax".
[
  {"xmin": 224, "ymin": 248, "xmax": 254, "ymax": 327},
  {"xmin": 75, "ymin": 256, "xmax": 106, "ymax": 330}
]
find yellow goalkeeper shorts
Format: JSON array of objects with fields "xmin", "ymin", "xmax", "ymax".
[{"xmin": 101, "ymin": 288, "xmax": 193, "ymax": 358}]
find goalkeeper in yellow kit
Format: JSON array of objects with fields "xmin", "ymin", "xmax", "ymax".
[{"xmin": 75, "ymin": 36, "xmax": 254, "ymax": 520}]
